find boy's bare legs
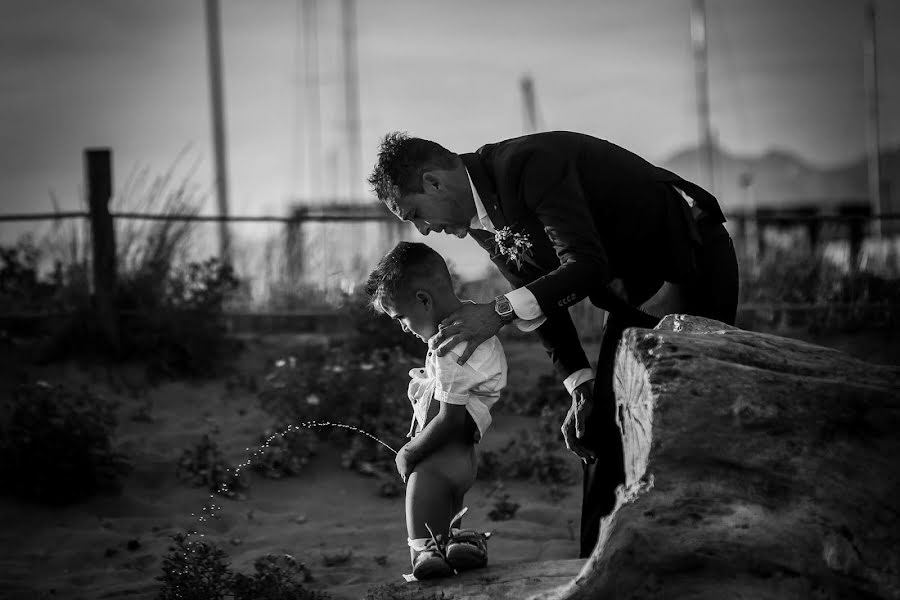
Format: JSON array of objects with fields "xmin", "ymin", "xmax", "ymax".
[
  {"xmin": 406, "ymin": 444, "xmax": 476, "ymax": 565},
  {"xmin": 406, "ymin": 469, "xmax": 456, "ymax": 563}
]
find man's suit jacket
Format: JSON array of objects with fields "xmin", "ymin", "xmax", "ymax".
[{"xmin": 461, "ymin": 131, "xmax": 726, "ymax": 381}]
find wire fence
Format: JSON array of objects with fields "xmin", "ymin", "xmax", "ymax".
[
  {"xmin": 2, "ymin": 149, "xmax": 899, "ymax": 337},
  {"xmin": 4, "ymin": 207, "xmax": 898, "ymax": 334}
]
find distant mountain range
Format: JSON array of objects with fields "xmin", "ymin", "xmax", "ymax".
[{"xmin": 661, "ymin": 145, "xmax": 900, "ymax": 214}]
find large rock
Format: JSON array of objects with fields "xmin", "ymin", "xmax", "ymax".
[
  {"xmin": 367, "ymin": 315, "xmax": 900, "ymax": 599},
  {"xmin": 538, "ymin": 314, "xmax": 900, "ymax": 599}
]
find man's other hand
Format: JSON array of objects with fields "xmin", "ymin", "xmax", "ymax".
[
  {"xmin": 562, "ymin": 382, "xmax": 597, "ymax": 464},
  {"xmin": 432, "ymin": 302, "xmax": 503, "ymax": 364}
]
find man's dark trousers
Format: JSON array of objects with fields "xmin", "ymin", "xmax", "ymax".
[{"xmin": 578, "ymin": 218, "xmax": 740, "ymax": 558}]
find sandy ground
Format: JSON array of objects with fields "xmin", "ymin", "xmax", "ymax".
[
  {"xmin": 2, "ymin": 326, "xmax": 897, "ymax": 600},
  {"xmin": 0, "ymin": 335, "xmax": 584, "ymax": 600}
]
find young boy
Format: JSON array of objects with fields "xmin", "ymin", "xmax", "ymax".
[{"xmin": 365, "ymin": 241, "xmax": 507, "ymax": 580}]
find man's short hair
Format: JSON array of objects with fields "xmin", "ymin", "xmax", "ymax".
[
  {"xmin": 365, "ymin": 241, "xmax": 453, "ymax": 313},
  {"xmin": 367, "ymin": 132, "xmax": 459, "ymax": 210}
]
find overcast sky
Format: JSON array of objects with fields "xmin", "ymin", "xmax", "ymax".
[{"xmin": 1, "ymin": 0, "xmax": 898, "ymax": 256}]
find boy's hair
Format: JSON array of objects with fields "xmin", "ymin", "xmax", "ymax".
[
  {"xmin": 367, "ymin": 131, "xmax": 459, "ymax": 209},
  {"xmin": 365, "ymin": 242, "xmax": 454, "ymax": 313}
]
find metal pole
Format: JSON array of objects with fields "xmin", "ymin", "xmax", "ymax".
[
  {"xmin": 864, "ymin": 0, "xmax": 883, "ymax": 239},
  {"xmin": 204, "ymin": 0, "xmax": 232, "ymax": 264},
  {"xmin": 303, "ymin": 0, "xmax": 322, "ymax": 204},
  {"xmin": 520, "ymin": 74, "xmax": 538, "ymax": 133},
  {"xmin": 342, "ymin": 0, "xmax": 362, "ymax": 201},
  {"xmin": 691, "ymin": 0, "xmax": 715, "ymax": 195}
]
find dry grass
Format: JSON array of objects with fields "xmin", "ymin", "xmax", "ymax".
[{"xmin": 114, "ymin": 154, "xmax": 206, "ymax": 290}]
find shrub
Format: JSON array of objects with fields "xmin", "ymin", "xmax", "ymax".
[
  {"xmin": 478, "ymin": 371, "xmax": 575, "ymax": 486},
  {"xmin": 0, "ymin": 381, "xmax": 131, "ymax": 505},
  {"xmin": 478, "ymin": 433, "xmax": 574, "ymax": 487},
  {"xmin": 176, "ymin": 434, "xmax": 249, "ymax": 499},
  {"xmin": 110, "ymin": 172, "xmax": 241, "ymax": 377},
  {"xmin": 232, "ymin": 554, "xmax": 330, "ymax": 600},
  {"xmin": 14, "ymin": 250, "xmax": 242, "ymax": 379},
  {"xmin": 249, "ymin": 426, "xmax": 318, "ymax": 479},
  {"xmin": 0, "ymin": 237, "xmax": 87, "ymax": 339},
  {"xmin": 258, "ymin": 344, "xmax": 415, "ymax": 479},
  {"xmin": 0, "ymin": 238, "xmax": 65, "ymax": 314},
  {"xmin": 156, "ymin": 535, "xmax": 330, "ymax": 600},
  {"xmin": 488, "ymin": 493, "xmax": 520, "ymax": 521},
  {"xmin": 156, "ymin": 533, "xmax": 233, "ymax": 600},
  {"xmin": 507, "ymin": 429, "xmax": 575, "ymax": 484},
  {"xmin": 117, "ymin": 257, "xmax": 241, "ymax": 378},
  {"xmin": 738, "ymin": 246, "xmax": 900, "ymax": 331},
  {"xmin": 507, "ymin": 372, "xmax": 569, "ymax": 417},
  {"xmin": 4, "ymin": 165, "xmax": 243, "ymax": 378},
  {"xmin": 478, "ymin": 404, "xmax": 574, "ymax": 487}
]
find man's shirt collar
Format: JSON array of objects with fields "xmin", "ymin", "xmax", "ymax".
[{"xmin": 465, "ymin": 167, "xmax": 494, "ymax": 233}]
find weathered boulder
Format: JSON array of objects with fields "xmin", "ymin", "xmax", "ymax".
[
  {"xmin": 538, "ymin": 314, "xmax": 900, "ymax": 600},
  {"xmin": 367, "ymin": 315, "xmax": 900, "ymax": 599}
]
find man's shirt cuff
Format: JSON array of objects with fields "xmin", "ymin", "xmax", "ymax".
[
  {"xmin": 563, "ymin": 368, "xmax": 594, "ymax": 395},
  {"xmin": 505, "ymin": 287, "xmax": 546, "ymax": 331}
]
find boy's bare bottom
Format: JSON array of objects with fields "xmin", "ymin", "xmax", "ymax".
[{"xmin": 406, "ymin": 441, "xmax": 477, "ymax": 563}]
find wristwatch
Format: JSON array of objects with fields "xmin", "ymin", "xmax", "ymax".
[{"xmin": 494, "ymin": 294, "xmax": 516, "ymax": 324}]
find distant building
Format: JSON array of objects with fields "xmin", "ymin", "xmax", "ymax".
[{"xmin": 663, "ymin": 144, "xmax": 900, "ymax": 242}]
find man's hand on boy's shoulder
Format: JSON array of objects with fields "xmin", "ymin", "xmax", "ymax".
[{"xmin": 432, "ymin": 302, "xmax": 503, "ymax": 364}]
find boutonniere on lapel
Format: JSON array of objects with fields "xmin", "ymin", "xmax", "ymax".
[{"xmin": 494, "ymin": 226, "xmax": 534, "ymax": 270}]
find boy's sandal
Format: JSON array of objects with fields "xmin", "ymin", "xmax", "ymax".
[
  {"xmin": 411, "ymin": 540, "xmax": 454, "ymax": 580},
  {"xmin": 446, "ymin": 529, "xmax": 490, "ymax": 571}
]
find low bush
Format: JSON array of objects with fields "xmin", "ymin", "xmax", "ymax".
[
  {"xmin": 478, "ymin": 404, "xmax": 575, "ymax": 487},
  {"xmin": 258, "ymin": 343, "xmax": 416, "ymax": 479},
  {"xmin": 0, "ymin": 238, "xmax": 72, "ymax": 315},
  {"xmin": 116, "ymin": 257, "xmax": 242, "ymax": 378},
  {"xmin": 487, "ymin": 493, "xmax": 520, "ymax": 521},
  {"xmin": 157, "ymin": 533, "xmax": 233, "ymax": 600},
  {"xmin": 0, "ymin": 381, "xmax": 131, "ymax": 505},
  {"xmin": 232, "ymin": 553, "xmax": 330, "ymax": 600},
  {"xmin": 176, "ymin": 434, "xmax": 249, "ymax": 499},
  {"xmin": 739, "ymin": 246, "xmax": 900, "ymax": 331},
  {"xmin": 1, "ymin": 167, "xmax": 243, "ymax": 379},
  {"xmin": 506, "ymin": 372, "xmax": 569, "ymax": 417},
  {"xmin": 3, "ymin": 242, "xmax": 243, "ymax": 379},
  {"xmin": 249, "ymin": 426, "xmax": 319, "ymax": 479},
  {"xmin": 156, "ymin": 534, "xmax": 330, "ymax": 600}
]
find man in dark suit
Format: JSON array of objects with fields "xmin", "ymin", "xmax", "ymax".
[{"xmin": 367, "ymin": 130, "xmax": 739, "ymax": 557}]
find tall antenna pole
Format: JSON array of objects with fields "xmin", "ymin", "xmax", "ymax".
[
  {"xmin": 864, "ymin": 0, "xmax": 883, "ymax": 239},
  {"xmin": 342, "ymin": 0, "xmax": 362, "ymax": 201},
  {"xmin": 204, "ymin": 0, "xmax": 232, "ymax": 264},
  {"xmin": 520, "ymin": 74, "xmax": 539, "ymax": 133},
  {"xmin": 302, "ymin": 0, "xmax": 322, "ymax": 205},
  {"xmin": 691, "ymin": 0, "xmax": 715, "ymax": 195}
]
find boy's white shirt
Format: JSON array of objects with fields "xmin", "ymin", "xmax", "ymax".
[
  {"xmin": 408, "ymin": 337, "xmax": 507, "ymax": 442},
  {"xmin": 465, "ymin": 167, "xmax": 593, "ymax": 395}
]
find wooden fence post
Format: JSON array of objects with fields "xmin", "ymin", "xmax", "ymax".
[{"xmin": 86, "ymin": 148, "xmax": 119, "ymax": 352}]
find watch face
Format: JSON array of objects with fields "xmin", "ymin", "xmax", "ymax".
[{"xmin": 496, "ymin": 297, "xmax": 513, "ymax": 316}]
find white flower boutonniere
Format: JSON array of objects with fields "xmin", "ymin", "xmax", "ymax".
[{"xmin": 494, "ymin": 226, "xmax": 534, "ymax": 270}]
